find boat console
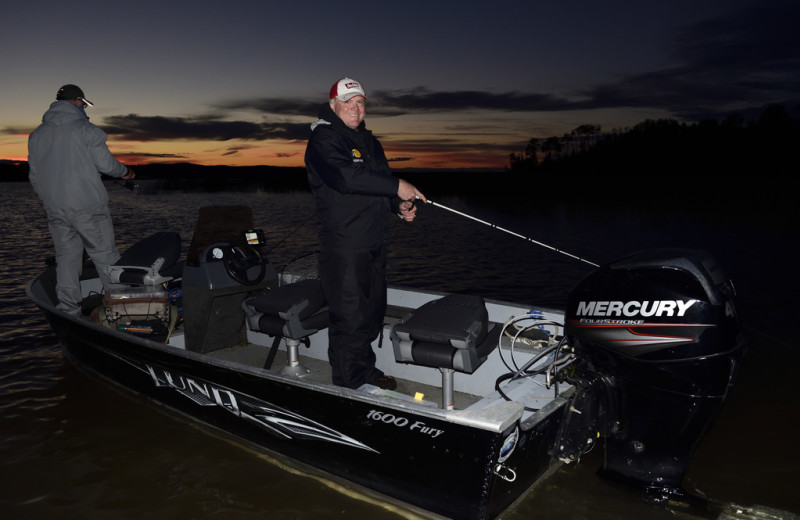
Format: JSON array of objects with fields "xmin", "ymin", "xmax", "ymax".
[{"xmin": 181, "ymin": 206, "xmax": 277, "ymax": 353}]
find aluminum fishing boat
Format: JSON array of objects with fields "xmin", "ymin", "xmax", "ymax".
[{"xmin": 26, "ymin": 205, "xmax": 745, "ymax": 519}]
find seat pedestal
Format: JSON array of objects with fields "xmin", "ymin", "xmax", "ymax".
[
  {"xmin": 440, "ymin": 368, "xmax": 456, "ymax": 410},
  {"xmin": 280, "ymin": 338, "xmax": 311, "ymax": 378}
]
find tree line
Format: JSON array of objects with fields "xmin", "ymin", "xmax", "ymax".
[{"xmin": 507, "ymin": 104, "xmax": 798, "ymax": 176}]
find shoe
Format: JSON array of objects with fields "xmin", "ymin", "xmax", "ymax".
[{"xmin": 372, "ymin": 375, "xmax": 397, "ymax": 391}]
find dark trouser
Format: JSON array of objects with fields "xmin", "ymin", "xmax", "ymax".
[
  {"xmin": 319, "ymin": 247, "xmax": 387, "ymax": 388},
  {"xmin": 47, "ymin": 205, "xmax": 121, "ymax": 316}
]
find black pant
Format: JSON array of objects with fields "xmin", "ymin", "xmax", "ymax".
[{"xmin": 319, "ymin": 247, "xmax": 387, "ymax": 388}]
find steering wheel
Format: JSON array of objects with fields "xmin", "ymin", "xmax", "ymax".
[{"xmin": 222, "ymin": 245, "xmax": 266, "ymax": 285}]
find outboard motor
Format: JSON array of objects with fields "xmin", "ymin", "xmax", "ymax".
[{"xmin": 559, "ymin": 248, "xmax": 745, "ymax": 499}]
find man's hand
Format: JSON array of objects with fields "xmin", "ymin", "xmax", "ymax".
[
  {"xmin": 397, "ymin": 179, "xmax": 426, "ymax": 203},
  {"xmin": 398, "ymin": 199, "xmax": 417, "ymax": 222},
  {"xmin": 122, "ymin": 167, "xmax": 136, "ymax": 180}
]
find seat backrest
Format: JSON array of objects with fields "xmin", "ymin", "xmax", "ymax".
[
  {"xmin": 391, "ymin": 294, "xmax": 497, "ymax": 374},
  {"xmin": 393, "ymin": 294, "xmax": 489, "ymax": 349},
  {"xmin": 242, "ymin": 279, "xmax": 329, "ymax": 339}
]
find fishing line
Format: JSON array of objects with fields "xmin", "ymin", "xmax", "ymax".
[
  {"xmin": 422, "ymin": 199, "xmax": 600, "ymax": 267},
  {"xmin": 264, "ymin": 213, "xmax": 316, "ymax": 255}
]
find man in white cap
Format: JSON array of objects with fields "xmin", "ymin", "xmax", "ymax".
[
  {"xmin": 305, "ymin": 77, "xmax": 426, "ymax": 390},
  {"xmin": 28, "ymin": 84, "xmax": 136, "ymax": 317}
]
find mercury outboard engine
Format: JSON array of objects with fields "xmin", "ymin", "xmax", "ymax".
[{"xmin": 558, "ymin": 248, "xmax": 744, "ymax": 500}]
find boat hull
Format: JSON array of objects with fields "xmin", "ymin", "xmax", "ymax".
[{"xmin": 33, "ymin": 276, "xmax": 565, "ymax": 520}]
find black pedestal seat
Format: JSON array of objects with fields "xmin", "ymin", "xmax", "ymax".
[
  {"xmin": 391, "ymin": 294, "xmax": 500, "ymax": 410},
  {"xmin": 243, "ymin": 279, "xmax": 329, "ymax": 377},
  {"xmin": 106, "ymin": 232, "xmax": 183, "ymax": 286}
]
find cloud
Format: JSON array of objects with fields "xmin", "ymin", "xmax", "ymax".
[
  {"xmin": 575, "ymin": 3, "xmax": 800, "ymax": 119},
  {"xmin": 207, "ymin": 88, "xmax": 577, "ymax": 120},
  {"xmin": 99, "ymin": 93, "xmax": 575, "ymax": 143},
  {"xmin": 672, "ymin": 4, "xmax": 799, "ymax": 72},
  {"xmin": 107, "ymin": 3, "xmax": 796, "ymax": 149},
  {"xmin": 2, "ymin": 125, "xmax": 34, "ymax": 136},
  {"xmin": 208, "ymin": 2, "xmax": 798, "ymax": 126},
  {"xmin": 214, "ymin": 99, "xmax": 318, "ymax": 117},
  {"xmin": 363, "ymin": 4, "xmax": 799, "ymax": 121},
  {"xmin": 368, "ymin": 88, "xmax": 573, "ymax": 115},
  {"xmin": 102, "ymin": 114, "xmax": 311, "ymax": 142},
  {"xmin": 383, "ymin": 136, "xmax": 522, "ymax": 161},
  {"xmin": 14, "ymin": 3, "xmax": 791, "ymax": 152},
  {"xmin": 117, "ymin": 152, "xmax": 187, "ymax": 159}
]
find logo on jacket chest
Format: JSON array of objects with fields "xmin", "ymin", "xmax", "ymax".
[{"xmin": 351, "ymin": 148, "xmax": 364, "ymax": 162}]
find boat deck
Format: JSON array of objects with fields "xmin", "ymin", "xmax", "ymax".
[
  {"xmin": 71, "ymin": 273, "xmax": 566, "ymax": 417},
  {"xmin": 205, "ymin": 341, "xmax": 484, "ymax": 409}
]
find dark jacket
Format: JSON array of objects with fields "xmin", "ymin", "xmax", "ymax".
[{"xmin": 305, "ymin": 103, "xmax": 400, "ymax": 251}]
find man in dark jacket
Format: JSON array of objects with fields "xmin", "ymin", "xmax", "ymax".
[
  {"xmin": 305, "ymin": 77, "xmax": 426, "ymax": 390},
  {"xmin": 28, "ymin": 84, "xmax": 135, "ymax": 317}
]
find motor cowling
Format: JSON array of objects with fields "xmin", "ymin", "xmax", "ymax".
[{"xmin": 562, "ymin": 248, "xmax": 745, "ymax": 498}]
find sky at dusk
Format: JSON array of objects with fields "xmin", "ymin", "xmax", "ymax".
[{"xmin": 2, "ymin": 0, "xmax": 798, "ymax": 171}]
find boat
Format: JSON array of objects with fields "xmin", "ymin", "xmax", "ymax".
[{"xmin": 26, "ymin": 204, "xmax": 745, "ymax": 520}]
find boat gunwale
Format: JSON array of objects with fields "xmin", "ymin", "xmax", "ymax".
[{"xmin": 26, "ymin": 269, "xmax": 569, "ymax": 434}]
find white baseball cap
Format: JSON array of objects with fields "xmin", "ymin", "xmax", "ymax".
[{"xmin": 329, "ymin": 77, "xmax": 367, "ymax": 101}]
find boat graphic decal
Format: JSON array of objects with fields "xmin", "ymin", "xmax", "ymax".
[
  {"xmin": 566, "ymin": 320, "xmax": 713, "ymax": 355},
  {"xmin": 93, "ymin": 344, "xmax": 378, "ymax": 453},
  {"xmin": 498, "ymin": 426, "xmax": 519, "ymax": 463}
]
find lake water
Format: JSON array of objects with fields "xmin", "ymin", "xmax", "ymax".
[{"xmin": 1, "ymin": 180, "xmax": 798, "ymax": 519}]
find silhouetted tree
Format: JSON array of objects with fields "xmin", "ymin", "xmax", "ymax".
[
  {"xmin": 571, "ymin": 124, "xmax": 602, "ymax": 153},
  {"xmin": 540, "ymin": 136, "xmax": 563, "ymax": 161},
  {"xmin": 560, "ymin": 132, "xmax": 574, "ymax": 155},
  {"xmin": 506, "ymin": 138, "xmax": 539, "ymax": 173}
]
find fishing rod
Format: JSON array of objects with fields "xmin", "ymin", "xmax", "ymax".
[
  {"xmin": 115, "ymin": 179, "xmax": 138, "ymax": 191},
  {"xmin": 422, "ymin": 198, "xmax": 600, "ymax": 267}
]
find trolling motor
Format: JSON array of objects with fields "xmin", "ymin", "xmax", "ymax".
[{"xmin": 557, "ymin": 248, "xmax": 745, "ymax": 500}]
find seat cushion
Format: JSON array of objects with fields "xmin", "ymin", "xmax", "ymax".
[
  {"xmin": 392, "ymin": 294, "xmax": 488, "ymax": 349},
  {"xmin": 397, "ymin": 324, "xmax": 500, "ymax": 373},
  {"xmin": 246, "ymin": 279, "xmax": 326, "ymax": 320}
]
